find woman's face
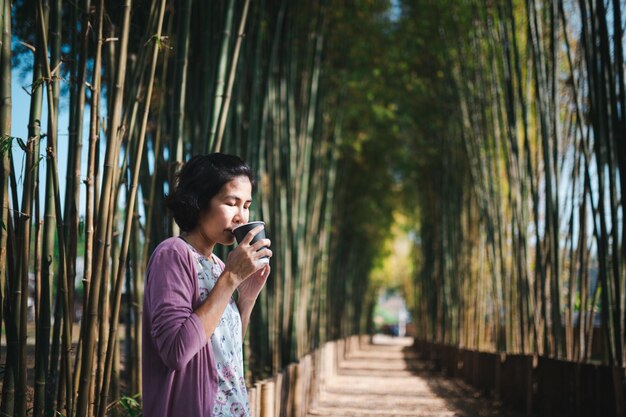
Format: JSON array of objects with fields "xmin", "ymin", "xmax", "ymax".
[{"xmin": 195, "ymin": 175, "xmax": 253, "ymax": 246}]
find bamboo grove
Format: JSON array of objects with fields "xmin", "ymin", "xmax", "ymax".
[
  {"xmin": 0, "ymin": 1, "xmax": 394, "ymax": 416},
  {"xmin": 5, "ymin": 0, "xmax": 624, "ymax": 415},
  {"xmin": 402, "ymin": 0, "xmax": 626, "ymax": 367}
]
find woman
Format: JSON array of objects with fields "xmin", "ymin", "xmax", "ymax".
[{"xmin": 142, "ymin": 153, "xmax": 272, "ymax": 417}]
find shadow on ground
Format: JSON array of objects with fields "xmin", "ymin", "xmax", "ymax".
[{"xmin": 307, "ymin": 334, "xmax": 527, "ymax": 417}]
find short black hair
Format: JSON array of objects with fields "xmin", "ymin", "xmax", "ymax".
[{"xmin": 165, "ymin": 153, "xmax": 255, "ymax": 232}]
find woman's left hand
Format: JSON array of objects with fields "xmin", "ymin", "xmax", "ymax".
[{"xmin": 237, "ymin": 264, "xmax": 270, "ymax": 308}]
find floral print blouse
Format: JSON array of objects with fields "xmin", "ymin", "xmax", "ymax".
[{"xmin": 185, "ymin": 242, "xmax": 251, "ymax": 417}]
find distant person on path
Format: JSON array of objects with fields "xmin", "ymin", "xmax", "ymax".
[{"xmin": 142, "ymin": 153, "xmax": 272, "ymax": 417}]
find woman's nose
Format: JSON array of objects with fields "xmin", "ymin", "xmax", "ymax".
[{"xmin": 233, "ymin": 207, "xmax": 246, "ymax": 224}]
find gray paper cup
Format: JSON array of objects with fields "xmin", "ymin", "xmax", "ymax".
[{"xmin": 232, "ymin": 221, "xmax": 269, "ymax": 264}]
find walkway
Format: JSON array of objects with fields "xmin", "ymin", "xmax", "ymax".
[{"xmin": 307, "ymin": 335, "xmax": 525, "ymax": 417}]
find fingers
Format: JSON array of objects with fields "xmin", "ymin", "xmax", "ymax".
[
  {"xmin": 260, "ymin": 265, "xmax": 271, "ymax": 278},
  {"xmin": 252, "ymin": 264, "xmax": 271, "ymax": 278},
  {"xmin": 228, "ymin": 227, "xmax": 272, "ymax": 281},
  {"xmin": 250, "ymin": 238, "xmax": 271, "ymax": 251},
  {"xmin": 255, "ymin": 248, "xmax": 272, "ymax": 260},
  {"xmin": 240, "ymin": 225, "xmax": 264, "ymax": 245}
]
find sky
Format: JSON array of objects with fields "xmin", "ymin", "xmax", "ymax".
[
  {"xmin": 10, "ymin": 41, "xmax": 130, "ymax": 222},
  {"xmin": 12, "ymin": 46, "xmax": 85, "ymax": 217}
]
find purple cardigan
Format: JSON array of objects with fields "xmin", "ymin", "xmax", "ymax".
[{"xmin": 142, "ymin": 237, "xmax": 218, "ymax": 417}]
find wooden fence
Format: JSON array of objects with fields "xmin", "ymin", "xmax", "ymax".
[
  {"xmin": 414, "ymin": 339, "xmax": 625, "ymax": 417},
  {"xmin": 248, "ymin": 334, "xmax": 367, "ymax": 417}
]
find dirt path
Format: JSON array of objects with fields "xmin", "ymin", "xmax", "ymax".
[{"xmin": 307, "ymin": 335, "xmax": 526, "ymax": 417}]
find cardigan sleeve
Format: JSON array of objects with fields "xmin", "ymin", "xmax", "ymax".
[{"xmin": 145, "ymin": 245, "xmax": 208, "ymax": 371}]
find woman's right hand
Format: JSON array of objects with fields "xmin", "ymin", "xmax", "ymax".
[{"xmin": 223, "ymin": 225, "xmax": 272, "ymax": 284}]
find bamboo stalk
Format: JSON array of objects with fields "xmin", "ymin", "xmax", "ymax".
[
  {"xmin": 94, "ymin": 188, "xmax": 117, "ymax": 416},
  {"xmin": 0, "ymin": 0, "xmax": 14, "ymax": 414},
  {"xmin": 611, "ymin": 0, "xmax": 626, "ymax": 367},
  {"xmin": 170, "ymin": 0, "xmax": 191, "ymax": 170},
  {"xmin": 83, "ymin": 0, "xmax": 105, "ymax": 365},
  {"xmin": 35, "ymin": 1, "xmax": 75, "ymax": 414},
  {"xmin": 64, "ymin": 0, "xmax": 90, "ymax": 340},
  {"xmin": 0, "ymin": 2, "xmax": 4, "ymax": 339},
  {"xmin": 31, "ymin": 1, "xmax": 51, "ymax": 413},
  {"xmin": 47, "ymin": 275, "xmax": 62, "ymax": 412},
  {"xmin": 141, "ymin": 12, "xmax": 171, "ymax": 268},
  {"xmin": 596, "ymin": 0, "xmax": 624, "ymax": 366},
  {"xmin": 75, "ymin": 0, "xmax": 132, "ymax": 414},
  {"xmin": 96, "ymin": 1, "xmax": 167, "ymax": 414},
  {"xmin": 15, "ymin": 2, "xmax": 52, "ymax": 414},
  {"xmin": 213, "ymin": 0, "xmax": 251, "ymax": 152},
  {"xmin": 208, "ymin": 0, "xmax": 235, "ymax": 151},
  {"xmin": 130, "ymin": 199, "xmax": 142, "ymax": 394}
]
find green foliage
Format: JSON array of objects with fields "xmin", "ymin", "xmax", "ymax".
[
  {"xmin": 329, "ymin": 0, "xmax": 474, "ymax": 211},
  {"xmin": 318, "ymin": 1, "xmax": 473, "ymax": 336},
  {"xmin": 109, "ymin": 395, "xmax": 142, "ymax": 417},
  {"xmin": 0, "ymin": 135, "xmax": 23, "ymax": 156}
]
